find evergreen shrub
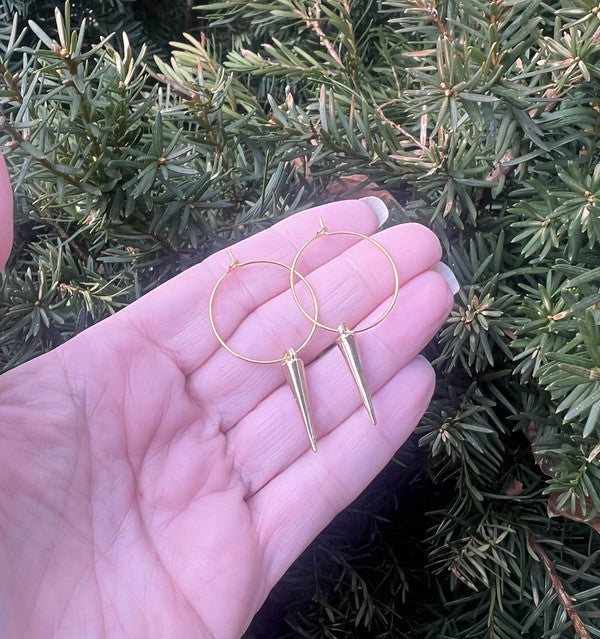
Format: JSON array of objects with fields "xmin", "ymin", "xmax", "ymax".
[{"xmin": 2, "ymin": 1, "xmax": 600, "ymax": 636}]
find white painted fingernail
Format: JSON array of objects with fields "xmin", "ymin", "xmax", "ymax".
[
  {"xmin": 359, "ymin": 196, "xmax": 389, "ymax": 228},
  {"xmin": 432, "ymin": 262, "xmax": 460, "ymax": 295}
]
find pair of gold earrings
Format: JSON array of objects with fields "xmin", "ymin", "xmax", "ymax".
[{"xmin": 209, "ymin": 217, "xmax": 400, "ymax": 452}]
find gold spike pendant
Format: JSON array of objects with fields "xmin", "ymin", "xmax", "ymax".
[
  {"xmin": 336, "ymin": 325, "xmax": 377, "ymax": 425},
  {"xmin": 283, "ymin": 348, "xmax": 318, "ymax": 452}
]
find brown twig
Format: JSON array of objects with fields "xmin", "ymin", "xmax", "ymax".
[
  {"xmin": 0, "ymin": 118, "xmax": 81, "ymax": 188},
  {"xmin": 185, "ymin": 0, "xmax": 195, "ymax": 30},
  {"xmin": 297, "ymin": 0, "xmax": 343, "ymax": 66},
  {"xmin": 54, "ymin": 225, "xmax": 89, "ymax": 263},
  {"xmin": 415, "ymin": 1, "xmax": 452, "ymax": 39},
  {"xmin": 375, "ymin": 105, "xmax": 425, "ymax": 151},
  {"xmin": 339, "ymin": 0, "xmax": 359, "ymax": 87},
  {"xmin": 529, "ymin": 535, "xmax": 592, "ymax": 639}
]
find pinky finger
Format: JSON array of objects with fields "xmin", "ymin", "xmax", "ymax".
[{"xmin": 250, "ymin": 355, "xmax": 436, "ymax": 592}]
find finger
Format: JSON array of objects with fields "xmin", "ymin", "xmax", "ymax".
[
  {"xmin": 250, "ymin": 355, "xmax": 437, "ymax": 590},
  {"xmin": 0, "ymin": 154, "xmax": 14, "ymax": 270},
  {"xmin": 228, "ymin": 270, "xmax": 453, "ymax": 495},
  {"xmin": 118, "ymin": 200, "xmax": 382, "ymax": 374},
  {"xmin": 188, "ymin": 223, "xmax": 442, "ymax": 426}
]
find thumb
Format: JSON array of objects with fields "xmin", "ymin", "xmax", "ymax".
[{"xmin": 0, "ymin": 153, "xmax": 14, "ymax": 270}]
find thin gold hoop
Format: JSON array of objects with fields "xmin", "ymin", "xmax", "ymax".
[
  {"xmin": 209, "ymin": 250, "xmax": 319, "ymax": 365},
  {"xmin": 289, "ymin": 218, "xmax": 400, "ymax": 334}
]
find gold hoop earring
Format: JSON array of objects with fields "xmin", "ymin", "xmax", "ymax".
[
  {"xmin": 290, "ymin": 219, "xmax": 400, "ymax": 425},
  {"xmin": 209, "ymin": 250, "xmax": 320, "ymax": 451}
]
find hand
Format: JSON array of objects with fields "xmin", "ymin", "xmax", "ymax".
[{"xmin": 0, "ymin": 161, "xmax": 453, "ymax": 638}]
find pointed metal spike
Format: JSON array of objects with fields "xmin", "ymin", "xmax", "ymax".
[
  {"xmin": 336, "ymin": 326, "xmax": 377, "ymax": 425},
  {"xmin": 283, "ymin": 349, "xmax": 318, "ymax": 452}
]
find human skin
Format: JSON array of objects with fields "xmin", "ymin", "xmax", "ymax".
[{"xmin": 0, "ymin": 163, "xmax": 454, "ymax": 637}]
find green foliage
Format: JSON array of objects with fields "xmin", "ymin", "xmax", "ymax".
[
  {"xmin": 0, "ymin": 0, "xmax": 313, "ymax": 364},
  {"xmin": 2, "ymin": 0, "xmax": 193, "ymax": 57},
  {"xmin": 2, "ymin": 0, "xmax": 600, "ymax": 636}
]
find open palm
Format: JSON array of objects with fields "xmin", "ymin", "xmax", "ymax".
[{"xmin": 0, "ymin": 158, "xmax": 453, "ymax": 638}]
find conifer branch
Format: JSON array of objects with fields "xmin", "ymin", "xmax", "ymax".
[
  {"xmin": 298, "ymin": 0, "xmax": 343, "ymax": 66},
  {"xmin": 529, "ymin": 536, "xmax": 592, "ymax": 639}
]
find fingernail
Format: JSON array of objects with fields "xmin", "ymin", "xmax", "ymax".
[
  {"xmin": 432, "ymin": 262, "xmax": 460, "ymax": 295},
  {"xmin": 359, "ymin": 196, "xmax": 389, "ymax": 228}
]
